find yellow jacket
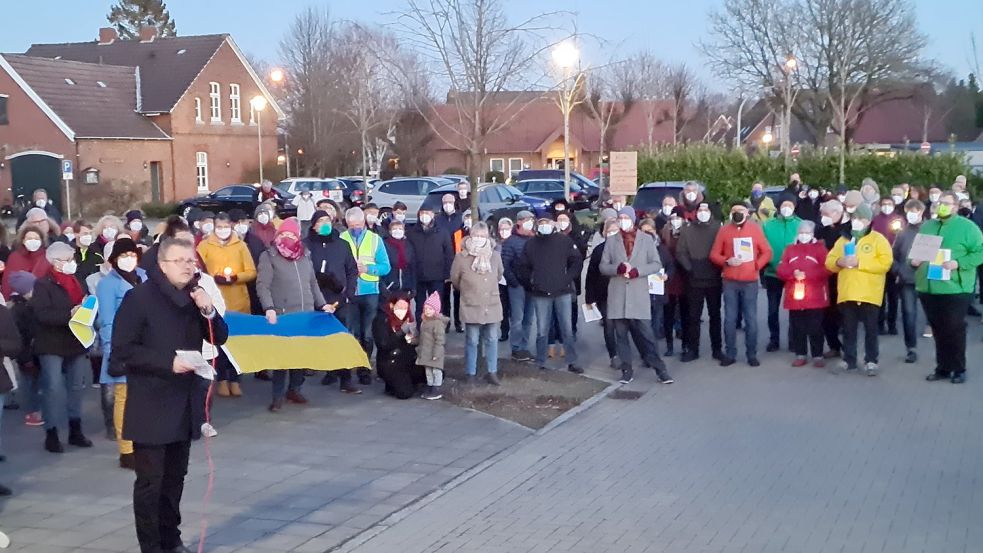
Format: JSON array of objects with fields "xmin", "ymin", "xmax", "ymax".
[
  {"xmin": 196, "ymin": 234, "xmax": 257, "ymax": 313},
  {"xmin": 825, "ymin": 230, "xmax": 893, "ymax": 306}
]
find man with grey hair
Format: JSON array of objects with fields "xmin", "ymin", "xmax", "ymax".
[
  {"xmin": 817, "ymin": 199, "xmax": 848, "ymax": 357},
  {"xmin": 340, "ymin": 207, "xmax": 391, "ymax": 385},
  {"xmin": 17, "ymin": 188, "xmax": 62, "ymax": 227}
]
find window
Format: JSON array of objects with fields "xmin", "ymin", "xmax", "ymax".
[
  {"xmin": 229, "ymin": 83, "xmax": 241, "ymax": 122},
  {"xmin": 194, "ymin": 97, "xmax": 202, "ymax": 122},
  {"xmin": 208, "ymin": 82, "xmax": 220, "ymax": 122},
  {"xmin": 489, "ymin": 158, "xmax": 505, "ymax": 173},
  {"xmin": 508, "ymin": 158, "xmax": 523, "ymax": 175},
  {"xmin": 195, "ymin": 152, "xmax": 209, "ymax": 190},
  {"xmin": 380, "ymin": 180, "xmax": 420, "ymax": 195},
  {"xmin": 0, "ymin": 95, "xmax": 8, "ymax": 125}
]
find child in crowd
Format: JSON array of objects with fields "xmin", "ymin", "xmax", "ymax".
[{"xmin": 416, "ymin": 292, "xmax": 448, "ymax": 400}]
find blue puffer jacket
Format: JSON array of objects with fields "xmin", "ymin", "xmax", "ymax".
[
  {"xmin": 97, "ymin": 267, "xmax": 147, "ymax": 384},
  {"xmin": 501, "ymin": 233, "xmax": 531, "ymax": 288}
]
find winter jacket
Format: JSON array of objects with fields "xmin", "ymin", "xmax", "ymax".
[
  {"xmin": 871, "ymin": 212, "xmax": 906, "ymax": 246},
  {"xmin": 73, "ymin": 245, "xmax": 104, "ymax": 286},
  {"xmin": 416, "ymin": 315, "xmax": 448, "ymax": 369},
  {"xmin": 795, "ymin": 197, "xmax": 821, "ymax": 223},
  {"xmin": 382, "ymin": 237, "xmax": 417, "ymax": 298},
  {"xmin": 339, "ymin": 229, "xmax": 392, "ymax": 296},
  {"xmin": 891, "ymin": 224, "xmax": 921, "ymax": 285},
  {"xmin": 825, "ymin": 230, "xmax": 893, "ymax": 306},
  {"xmin": 372, "ymin": 312, "xmax": 425, "ymax": 399},
  {"xmin": 304, "ymin": 232, "xmax": 358, "ymax": 306},
  {"xmin": 1, "ymin": 247, "xmax": 50, "ymax": 298},
  {"xmin": 515, "ymin": 233, "xmax": 583, "ymax": 298},
  {"xmin": 584, "ymin": 241, "xmax": 609, "ymax": 306},
  {"xmin": 8, "ymin": 296, "xmax": 38, "ymax": 371},
  {"xmin": 660, "ymin": 224, "xmax": 685, "ymax": 296},
  {"xmin": 710, "ymin": 222, "xmax": 772, "ymax": 282},
  {"xmin": 96, "ymin": 268, "xmax": 148, "ymax": 384},
  {"xmin": 30, "ymin": 273, "xmax": 88, "ymax": 358},
  {"xmin": 256, "ymin": 247, "xmax": 326, "ymax": 315},
  {"xmin": 500, "ymin": 233, "xmax": 532, "ymax": 288},
  {"xmin": 450, "ymin": 249, "xmax": 505, "ymax": 324},
  {"xmin": 675, "ymin": 219, "xmax": 722, "ymax": 289},
  {"xmin": 407, "ymin": 223, "xmax": 453, "ymax": 282},
  {"xmin": 0, "ymin": 303, "xmax": 22, "ymax": 393},
  {"xmin": 599, "ymin": 230, "xmax": 662, "ymax": 320},
  {"xmin": 762, "ymin": 215, "xmax": 801, "ymax": 278},
  {"xmin": 914, "ymin": 215, "xmax": 983, "ymax": 295},
  {"xmin": 748, "ymin": 195, "xmax": 776, "ymax": 223},
  {"xmin": 775, "ymin": 240, "xmax": 830, "ymax": 310},
  {"xmin": 113, "ymin": 269, "xmax": 228, "ymax": 445},
  {"xmin": 196, "ymin": 234, "xmax": 257, "ymax": 313},
  {"xmin": 435, "ymin": 211, "xmax": 463, "ymax": 236}
]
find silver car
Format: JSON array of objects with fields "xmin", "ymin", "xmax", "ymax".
[{"xmin": 367, "ymin": 177, "xmax": 456, "ymax": 221}]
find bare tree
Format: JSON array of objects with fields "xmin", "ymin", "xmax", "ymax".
[
  {"xmin": 630, "ymin": 52, "xmax": 670, "ymax": 153},
  {"xmin": 665, "ymin": 62, "xmax": 699, "ymax": 144},
  {"xmin": 583, "ymin": 61, "xmax": 638, "ymax": 192}
]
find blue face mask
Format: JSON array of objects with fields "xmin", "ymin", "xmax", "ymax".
[{"xmin": 751, "ymin": 190, "xmax": 764, "ymax": 199}]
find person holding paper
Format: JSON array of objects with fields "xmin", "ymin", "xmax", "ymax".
[
  {"xmin": 710, "ymin": 203, "xmax": 772, "ymax": 367},
  {"xmin": 914, "ymin": 192, "xmax": 983, "ymax": 384},
  {"xmin": 776, "ymin": 220, "xmax": 830, "ymax": 367},
  {"xmin": 825, "ymin": 204, "xmax": 893, "ymax": 376},
  {"xmin": 763, "ymin": 196, "xmax": 802, "ymax": 352},
  {"xmin": 891, "ymin": 200, "xmax": 927, "ymax": 363},
  {"xmin": 112, "ymin": 237, "xmax": 227, "ymax": 553}
]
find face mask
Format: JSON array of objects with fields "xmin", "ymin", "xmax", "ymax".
[
  {"xmin": 130, "ymin": 220, "xmax": 143, "ymax": 232},
  {"xmin": 619, "ymin": 219, "xmax": 632, "ymax": 231},
  {"xmin": 201, "ymin": 222, "xmax": 214, "ymax": 235},
  {"xmin": 798, "ymin": 233, "xmax": 813, "ymax": 244},
  {"xmin": 393, "ymin": 308, "xmax": 408, "ymax": 320},
  {"xmin": 215, "ymin": 227, "xmax": 233, "ymax": 240},
  {"xmin": 937, "ymin": 204, "xmax": 953, "ymax": 218},
  {"xmin": 906, "ymin": 212, "xmax": 922, "ymax": 225},
  {"xmin": 366, "ymin": 214, "xmax": 378, "ymax": 225},
  {"xmin": 420, "ymin": 214, "xmax": 433, "ymax": 225},
  {"xmin": 606, "ymin": 229, "xmax": 619, "ymax": 237},
  {"xmin": 685, "ymin": 192, "xmax": 697, "ymax": 202},
  {"xmin": 60, "ymin": 260, "xmax": 78, "ymax": 275},
  {"xmin": 956, "ymin": 192, "xmax": 969, "ymax": 201},
  {"xmin": 731, "ymin": 212, "xmax": 746, "ymax": 225},
  {"xmin": 558, "ymin": 220, "xmax": 570, "ymax": 231},
  {"xmin": 613, "ymin": 202, "xmax": 624, "ymax": 211},
  {"xmin": 521, "ymin": 220, "xmax": 534, "ymax": 231},
  {"xmin": 891, "ymin": 195, "xmax": 904, "ymax": 205},
  {"xmin": 880, "ymin": 205, "xmax": 894, "ymax": 215},
  {"xmin": 808, "ymin": 191, "xmax": 819, "ymax": 200},
  {"xmin": 470, "ymin": 236, "xmax": 488, "ymax": 248},
  {"xmin": 443, "ymin": 203, "xmax": 455, "ymax": 214},
  {"xmin": 751, "ymin": 190, "xmax": 764, "ymax": 199},
  {"xmin": 851, "ymin": 219, "xmax": 866, "ymax": 232},
  {"xmin": 538, "ymin": 224, "xmax": 554, "ymax": 235},
  {"xmin": 79, "ymin": 234, "xmax": 94, "ymax": 247},
  {"xmin": 391, "ymin": 229, "xmax": 405, "ymax": 239},
  {"xmin": 64, "ymin": 232, "xmax": 75, "ymax": 242},
  {"xmin": 102, "ymin": 227, "xmax": 118, "ymax": 240},
  {"xmin": 318, "ymin": 223, "xmax": 332, "ymax": 236},
  {"xmin": 463, "ymin": 218, "xmax": 472, "ymax": 229},
  {"xmin": 845, "ymin": 206, "xmax": 856, "ymax": 214},
  {"xmin": 780, "ymin": 206, "xmax": 794, "ymax": 218},
  {"xmin": 117, "ymin": 256, "xmax": 138, "ymax": 272},
  {"xmin": 394, "ymin": 213, "xmax": 406, "ymax": 222},
  {"xmin": 555, "ymin": 205, "xmax": 566, "ymax": 212},
  {"xmin": 257, "ymin": 213, "xmax": 271, "ymax": 225},
  {"xmin": 799, "ymin": 191, "xmax": 808, "ymax": 199},
  {"xmin": 235, "ymin": 223, "xmax": 249, "ymax": 236},
  {"xmin": 820, "ymin": 215, "xmax": 834, "ymax": 227},
  {"xmin": 500, "ymin": 228, "xmax": 512, "ymax": 240},
  {"xmin": 35, "ymin": 199, "xmax": 47, "ymax": 208},
  {"xmin": 696, "ymin": 211, "xmax": 711, "ymax": 223},
  {"xmin": 662, "ymin": 205, "xmax": 674, "ymax": 216},
  {"xmin": 930, "ymin": 193, "xmax": 941, "ymax": 202},
  {"xmin": 24, "ymin": 239, "xmax": 42, "ymax": 252},
  {"xmin": 670, "ymin": 218, "xmax": 683, "ymax": 230},
  {"xmin": 837, "ymin": 195, "xmax": 846, "ymax": 203}
]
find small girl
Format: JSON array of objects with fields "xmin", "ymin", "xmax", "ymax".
[{"xmin": 416, "ymin": 292, "xmax": 448, "ymax": 400}]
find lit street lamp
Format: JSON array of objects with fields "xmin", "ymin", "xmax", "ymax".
[
  {"xmin": 781, "ymin": 55, "xmax": 798, "ymax": 166},
  {"xmin": 552, "ymin": 40, "xmax": 580, "ymax": 201},
  {"xmin": 250, "ymin": 95, "xmax": 268, "ymax": 183},
  {"xmin": 270, "ymin": 68, "xmax": 284, "ymax": 83}
]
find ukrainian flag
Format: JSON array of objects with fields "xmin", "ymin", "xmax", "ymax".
[{"xmin": 222, "ymin": 312, "xmax": 369, "ymax": 374}]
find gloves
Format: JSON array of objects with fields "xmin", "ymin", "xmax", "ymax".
[
  {"xmin": 215, "ymin": 274, "xmax": 238, "ymax": 285},
  {"xmin": 400, "ymin": 322, "xmax": 415, "ymax": 335},
  {"xmin": 617, "ymin": 263, "xmax": 628, "ymax": 275}
]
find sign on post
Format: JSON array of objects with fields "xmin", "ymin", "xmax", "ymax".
[
  {"xmin": 608, "ymin": 151, "xmax": 638, "ymax": 197},
  {"xmin": 920, "ymin": 141, "xmax": 931, "ymax": 154},
  {"xmin": 62, "ymin": 160, "xmax": 74, "ymax": 180},
  {"xmin": 62, "ymin": 159, "xmax": 74, "ymax": 220}
]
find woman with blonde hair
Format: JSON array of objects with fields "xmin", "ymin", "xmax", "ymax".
[{"xmin": 93, "ymin": 215, "xmax": 125, "ymax": 252}]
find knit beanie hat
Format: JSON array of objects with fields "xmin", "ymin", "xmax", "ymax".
[
  {"xmin": 670, "ymin": 206, "xmax": 687, "ymax": 218},
  {"xmin": 8, "ymin": 271, "xmax": 37, "ymax": 296},
  {"xmin": 853, "ymin": 203, "xmax": 873, "ymax": 221},
  {"xmin": 843, "ymin": 190, "xmax": 864, "ymax": 209},
  {"xmin": 109, "ymin": 236, "xmax": 140, "ymax": 263},
  {"xmin": 516, "ymin": 210, "xmax": 534, "ymax": 221},
  {"xmin": 310, "ymin": 210, "xmax": 331, "ymax": 230},
  {"xmin": 423, "ymin": 291, "xmax": 442, "ymax": 314},
  {"xmin": 254, "ymin": 203, "xmax": 274, "ymax": 219},
  {"xmin": 618, "ymin": 206, "xmax": 637, "ymax": 223},
  {"xmin": 125, "ymin": 209, "xmax": 144, "ymax": 223},
  {"xmin": 599, "ymin": 207, "xmax": 618, "ymax": 222},
  {"xmin": 275, "ymin": 217, "xmax": 301, "ymax": 239}
]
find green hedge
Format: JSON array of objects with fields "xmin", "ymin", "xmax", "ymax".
[
  {"xmin": 141, "ymin": 201, "xmax": 180, "ymax": 218},
  {"xmin": 636, "ymin": 145, "xmax": 979, "ymax": 205}
]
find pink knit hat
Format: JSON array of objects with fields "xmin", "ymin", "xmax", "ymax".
[{"xmin": 423, "ymin": 291, "xmax": 442, "ymax": 314}]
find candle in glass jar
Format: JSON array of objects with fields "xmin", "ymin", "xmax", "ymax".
[
  {"xmin": 793, "ymin": 281, "xmax": 805, "ymax": 300},
  {"xmin": 223, "ymin": 267, "xmax": 233, "ymax": 277}
]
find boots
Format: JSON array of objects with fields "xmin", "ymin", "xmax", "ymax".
[
  {"xmin": 45, "ymin": 428, "xmax": 64, "ymax": 453},
  {"xmin": 68, "ymin": 419, "xmax": 93, "ymax": 448},
  {"xmin": 216, "ymin": 381, "xmax": 231, "ymax": 397},
  {"xmin": 119, "ymin": 453, "xmax": 136, "ymax": 470},
  {"xmin": 228, "ymin": 382, "xmax": 242, "ymax": 397}
]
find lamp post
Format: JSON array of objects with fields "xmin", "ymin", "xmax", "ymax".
[
  {"xmin": 781, "ymin": 56, "xmax": 797, "ymax": 166},
  {"xmin": 250, "ymin": 95, "xmax": 268, "ymax": 183},
  {"xmin": 552, "ymin": 40, "xmax": 580, "ymax": 201},
  {"xmin": 268, "ymin": 68, "xmax": 289, "ymax": 178}
]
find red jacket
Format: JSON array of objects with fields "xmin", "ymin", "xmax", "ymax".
[
  {"xmin": 709, "ymin": 222, "xmax": 772, "ymax": 282},
  {"xmin": 775, "ymin": 240, "xmax": 830, "ymax": 310}
]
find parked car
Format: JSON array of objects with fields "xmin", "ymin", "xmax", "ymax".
[
  {"xmin": 367, "ymin": 177, "xmax": 456, "ymax": 221},
  {"xmin": 511, "ymin": 178, "xmax": 592, "ymax": 210},
  {"xmin": 176, "ymin": 184, "xmax": 295, "ymax": 219},
  {"xmin": 631, "ymin": 181, "xmax": 710, "ymax": 218},
  {"xmin": 515, "ymin": 169, "xmax": 600, "ymax": 203},
  {"xmin": 336, "ymin": 176, "xmax": 376, "ymax": 204},
  {"xmin": 420, "ymin": 183, "xmax": 534, "ymax": 225},
  {"xmin": 274, "ymin": 178, "xmax": 359, "ymax": 208}
]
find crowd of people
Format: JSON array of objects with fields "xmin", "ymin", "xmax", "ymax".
[{"xmin": 0, "ymin": 173, "xmax": 982, "ymax": 551}]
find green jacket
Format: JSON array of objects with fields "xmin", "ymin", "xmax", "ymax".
[
  {"xmin": 762, "ymin": 215, "xmax": 802, "ymax": 277},
  {"xmin": 914, "ymin": 215, "xmax": 983, "ymax": 295}
]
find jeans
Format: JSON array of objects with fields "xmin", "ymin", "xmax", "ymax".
[
  {"xmin": 415, "ymin": 280, "xmax": 444, "ymax": 322},
  {"xmin": 763, "ymin": 276, "xmax": 784, "ymax": 346},
  {"xmin": 900, "ymin": 283, "xmax": 919, "ymax": 350},
  {"xmin": 532, "ymin": 294, "xmax": 577, "ymax": 365},
  {"xmin": 16, "ymin": 363, "xmax": 42, "ymax": 413},
  {"xmin": 349, "ymin": 294, "xmax": 380, "ymax": 361},
  {"xmin": 613, "ymin": 318, "xmax": 665, "ymax": 372},
  {"xmin": 920, "ymin": 293, "xmax": 972, "ymax": 376},
  {"xmin": 840, "ymin": 301, "xmax": 880, "ymax": 367},
  {"xmin": 822, "ymin": 276, "xmax": 842, "ymax": 352},
  {"xmin": 507, "ymin": 286, "xmax": 536, "ymax": 352},
  {"xmin": 879, "ymin": 277, "xmax": 900, "ymax": 331},
  {"xmin": 649, "ymin": 297, "xmax": 665, "ymax": 347},
  {"xmin": 133, "ymin": 440, "xmax": 191, "ymax": 553},
  {"xmin": 789, "ymin": 309, "xmax": 824, "ymax": 358},
  {"xmin": 465, "ymin": 323, "xmax": 500, "ymax": 375},
  {"xmin": 723, "ymin": 280, "xmax": 759, "ymax": 360},
  {"xmin": 38, "ymin": 354, "xmax": 87, "ymax": 431},
  {"xmin": 685, "ymin": 285, "xmax": 722, "ymax": 355},
  {"xmin": 271, "ymin": 370, "xmax": 306, "ymax": 400}
]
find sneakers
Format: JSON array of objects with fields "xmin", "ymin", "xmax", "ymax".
[
  {"xmin": 567, "ymin": 364, "xmax": 584, "ymax": 374},
  {"xmin": 200, "ymin": 423, "xmax": 218, "ymax": 438},
  {"xmin": 285, "ymin": 390, "xmax": 308, "ymax": 404},
  {"xmin": 719, "ymin": 356, "xmax": 736, "ymax": 367},
  {"xmin": 748, "ymin": 358, "xmax": 760, "ymax": 367},
  {"xmin": 904, "ymin": 350, "xmax": 917, "ymax": 364},
  {"xmin": 791, "ymin": 356, "xmax": 808, "ymax": 367},
  {"xmin": 925, "ymin": 372, "xmax": 950, "ymax": 382},
  {"xmin": 656, "ymin": 370, "xmax": 674, "ymax": 384},
  {"xmin": 951, "ymin": 373, "xmax": 966, "ymax": 384},
  {"xmin": 864, "ymin": 362, "xmax": 879, "ymax": 377},
  {"xmin": 619, "ymin": 368, "xmax": 634, "ymax": 384},
  {"xmin": 831, "ymin": 360, "xmax": 856, "ymax": 374},
  {"xmin": 24, "ymin": 412, "xmax": 43, "ymax": 427},
  {"xmin": 340, "ymin": 381, "xmax": 362, "ymax": 394},
  {"xmin": 511, "ymin": 350, "xmax": 533, "ymax": 362},
  {"xmin": 922, "ymin": 326, "xmax": 933, "ymax": 338},
  {"xmin": 812, "ymin": 357, "xmax": 825, "ymax": 368},
  {"xmin": 421, "ymin": 385, "xmax": 443, "ymax": 400},
  {"xmin": 485, "ymin": 372, "xmax": 501, "ymax": 386},
  {"xmin": 216, "ymin": 381, "xmax": 231, "ymax": 397}
]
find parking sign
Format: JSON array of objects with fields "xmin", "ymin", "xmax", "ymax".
[{"xmin": 62, "ymin": 160, "xmax": 74, "ymax": 180}]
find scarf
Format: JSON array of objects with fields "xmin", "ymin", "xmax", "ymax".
[
  {"xmin": 464, "ymin": 236, "xmax": 493, "ymax": 274},
  {"xmin": 253, "ymin": 222, "xmax": 276, "ymax": 247},
  {"xmin": 621, "ymin": 229, "xmax": 637, "ymax": 259},
  {"xmin": 275, "ymin": 237, "xmax": 304, "ymax": 261},
  {"xmin": 114, "ymin": 266, "xmax": 141, "ymax": 287},
  {"xmin": 50, "ymin": 268, "xmax": 84, "ymax": 306},
  {"xmin": 386, "ymin": 237, "xmax": 408, "ymax": 270}
]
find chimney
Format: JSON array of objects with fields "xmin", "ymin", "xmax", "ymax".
[
  {"xmin": 98, "ymin": 27, "xmax": 117, "ymax": 45},
  {"xmin": 139, "ymin": 26, "xmax": 158, "ymax": 43}
]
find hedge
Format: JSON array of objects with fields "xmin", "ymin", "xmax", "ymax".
[{"xmin": 635, "ymin": 145, "xmax": 979, "ymax": 205}]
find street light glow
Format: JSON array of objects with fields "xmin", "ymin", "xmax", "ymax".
[
  {"xmin": 270, "ymin": 68, "xmax": 284, "ymax": 83},
  {"xmin": 552, "ymin": 40, "xmax": 580, "ymax": 69},
  {"xmin": 762, "ymin": 131, "xmax": 774, "ymax": 145},
  {"xmin": 250, "ymin": 95, "xmax": 268, "ymax": 111},
  {"xmin": 785, "ymin": 56, "xmax": 797, "ymax": 71}
]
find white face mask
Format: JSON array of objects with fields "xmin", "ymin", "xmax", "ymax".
[
  {"xmin": 538, "ymin": 224, "xmax": 553, "ymax": 235},
  {"xmin": 390, "ymin": 229, "xmax": 405, "ymax": 239},
  {"xmin": 696, "ymin": 211, "xmax": 710, "ymax": 223},
  {"xmin": 798, "ymin": 233, "xmax": 813, "ymax": 244},
  {"xmin": 808, "ymin": 190, "xmax": 819, "ymax": 199},
  {"xmin": 670, "ymin": 218, "xmax": 683, "ymax": 229},
  {"xmin": 851, "ymin": 219, "xmax": 866, "ymax": 232},
  {"xmin": 891, "ymin": 195, "xmax": 904, "ymax": 205},
  {"xmin": 463, "ymin": 218, "xmax": 472, "ymax": 229},
  {"xmin": 24, "ymin": 239, "xmax": 42, "ymax": 252},
  {"xmin": 64, "ymin": 232, "xmax": 75, "ymax": 242},
  {"xmin": 613, "ymin": 202, "xmax": 624, "ymax": 211},
  {"xmin": 880, "ymin": 205, "xmax": 894, "ymax": 215},
  {"xmin": 420, "ymin": 214, "xmax": 433, "ymax": 225},
  {"xmin": 499, "ymin": 228, "xmax": 512, "ymax": 240},
  {"xmin": 820, "ymin": 215, "xmax": 834, "ymax": 227},
  {"xmin": 79, "ymin": 234, "xmax": 93, "ymax": 246},
  {"xmin": 366, "ymin": 214, "xmax": 378, "ymax": 225},
  {"xmin": 470, "ymin": 236, "xmax": 488, "ymax": 248},
  {"xmin": 257, "ymin": 213, "xmax": 271, "ymax": 225},
  {"xmin": 201, "ymin": 222, "xmax": 214, "ymax": 234},
  {"xmin": 845, "ymin": 206, "xmax": 856, "ymax": 214},
  {"xmin": 35, "ymin": 199, "xmax": 47, "ymax": 208},
  {"xmin": 930, "ymin": 193, "xmax": 941, "ymax": 202},
  {"xmin": 443, "ymin": 203, "xmax": 455, "ymax": 214},
  {"xmin": 215, "ymin": 227, "xmax": 233, "ymax": 240},
  {"xmin": 685, "ymin": 192, "xmax": 698, "ymax": 202},
  {"xmin": 956, "ymin": 192, "xmax": 969, "ymax": 201},
  {"xmin": 662, "ymin": 205, "xmax": 674, "ymax": 216},
  {"xmin": 394, "ymin": 213, "xmax": 406, "ymax": 222},
  {"xmin": 393, "ymin": 308, "xmax": 408, "ymax": 320},
  {"xmin": 619, "ymin": 219, "xmax": 633, "ymax": 231},
  {"xmin": 558, "ymin": 220, "xmax": 570, "ymax": 231},
  {"xmin": 60, "ymin": 260, "xmax": 78, "ymax": 275},
  {"xmin": 780, "ymin": 206, "xmax": 794, "ymax": 218},
  {"xmin": 117, "ymin": 256, "xmax": 138, "ymax": 272},
  {"xmin": 234, "ymin": 223, "xmax": 249, "ymax": 237},
  {"xmin": 906, "ymin": 211, "xmax": 922, "ymax": 225},
  {"xmin": 837, "ymin": 195, "xmax": 846, "ymax": 203},
  {"xmin": 130, "ymin": 220, "xmax": 143, "ymax": 232},
  {"xmin": 521, "ymin": 220, "xmax": 534, "ymax": 231},
  {"xmin": 102, "ymin": 227, "xmax": 118, "ymax": 240}
]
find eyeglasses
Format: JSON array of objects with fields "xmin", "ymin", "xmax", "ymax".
[{"xmin": 161, "ymin": 258, "xmax": 197, "ymax": 266}]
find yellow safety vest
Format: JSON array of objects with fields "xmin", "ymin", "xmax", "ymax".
[{"xmin": 341, "ymin": 230, "xmax": 380, "ymax": 282}]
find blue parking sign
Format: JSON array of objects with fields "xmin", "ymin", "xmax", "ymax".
[{"xmin": 62, "ymin": 160, "xmax": 73, "ymax": 180}]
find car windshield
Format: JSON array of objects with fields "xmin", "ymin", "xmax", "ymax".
[{"xmin": 633, "ymin": 187, "xmax": 681, "ymax": 212}]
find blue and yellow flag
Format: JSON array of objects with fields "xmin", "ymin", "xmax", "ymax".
[{"xmin": 222, "ymin": 312, "xmax": 369, "ymax": 374}]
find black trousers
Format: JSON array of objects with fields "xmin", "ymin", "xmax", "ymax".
[
  {"xmin": 685, "ymin": 285, "xmax": 722, "ymax": 355},
  {"xmin": 822, "ymin": 276, "xmax": 842, "ymax": 352},
  {"xmin": 499, "ymin": 284, "xmax": 510, "ymax": 336},
  {"xmin": 133, "ymin": 440, "xmax": 191, "ymax": 553},
  {"xmin": 597, "ymin": 301, "xmax": 618, "ymax": 359},
  {"xmin": 613, "ymin": 318, "xmax": 665, "ymax": 372},
  {"xmin": 763, "ymin": 276, "xmax": 785, "ymax": 346},
  {"xmin": 920, "ymin": 293, "xmax": 972, "ymax": 376},
  {"xmin": 899, "ymin": 283, "xmax": 919, "ymax": 350},
  {"xmin": 879, "ymin": 277, "xmax": 900, "ymax": 331},
  {"xmin": 663, "ymin": 295, "xmax": 689, "ymax": 351},
  {"xmin": 789, "ymin": 309, "xmax": 824, "ymax": 358},
  {"xmin": 840, "ymin": 302, "xmax": 880, "ymax": 367}
]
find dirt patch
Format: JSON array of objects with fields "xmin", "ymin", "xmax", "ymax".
[
  {"xmin": 607, "ymin": 389, "xmax": 645, "ymax": 400},
  {"xmin": 440, "ymin": 359, "xmax": 608, "ymax": 430}
]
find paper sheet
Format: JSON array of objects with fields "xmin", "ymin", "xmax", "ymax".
[
  {"xmin": 734, "ymin": 237, "xmax": 754, "ymax": 263},
  {"xmin": 69, "ymin": 295, "xmax": 99, "ymax": 348},
  {"xmin": 582, "ymin": 303, "xmax": 603, "ymax": 323},
  {"xmin": 927, "ymin": 248, "xmax": 951, "ymax": 281},
  {"xmin": 648, "ymin": 273, "xmax": 665, "ymax": 295},
  {"xmin": 907, "ymin": 234, "xmax": 943, "ymax": 263},
  {"xmin": 176, "ymin": 350, "xmax": 215, "ymax": 380}
]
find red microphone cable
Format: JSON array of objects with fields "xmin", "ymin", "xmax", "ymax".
[{"xmin": 197, "ymin": 316, "xmax": 218, "ymax": 553}]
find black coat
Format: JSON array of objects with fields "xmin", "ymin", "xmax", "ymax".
[
  {"xmin": 407, "ymin": 223, "xmax": 454, "ymax": 282},
  {"xmin": 8, "ymin": 296, "xmax": 37, "ymax": 369},
  {"xmin": 304, "ymin": 232, "xmax": 358, "ymax": 306},
  {"xmin": 0, "ymin": 304, "xmax": 22, "ymax": 394},
  {"xmin": 372, "ymin": 312, "xmax": 424, "ymax": 399},
  {"xmin": 382, "ymin": 238, "xmax": 417, "ymax": 298},
  {"xmin": 515, "ymin": 232, "xmax": 583, "ymax": 297},
  {"xmin": 30, "ymin": 275, "xmax": 88, "ymax": 357},
  {"xmin": 675, "ymin": 220, "xmax": 722, "ymax": 289},
  {"xmin": 139, "ymin": 242, "xmax": 160, "ymax": 274},
  {"xmin": 112, "ymin": 270, "xmax": 228, "ymax": 445},
  {"xmin": 584, "ymin": 241, "xmax": 609, "ymax": 306},
  {"xmin": 74, "ymin": 246, "xmax": 104, "ymax": 287}
]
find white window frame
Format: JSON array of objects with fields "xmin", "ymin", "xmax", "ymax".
[
  {"xmin": 208, "ymin": 82, "xmax": 221, "ymax": 122},
  {"xmin": 489, "ymin": 158, "xmax": 505, "ymax": 173},
  {"xmin": 194, "ymin": 97, "xmax": 202, "ymax": 123},
  {"xmin": 196, "ymin": 151, "xmax": 209, "ymax": 191},
  {"xmin": 508, "ymin": 157, "xmax": 523, "ymax": 174},
  {"xmin": 229, "ymin": 83, "xmax": 241, "ymax": 123}
]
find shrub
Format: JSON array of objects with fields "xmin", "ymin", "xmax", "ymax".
[
  {"xmin": 142, "ymin": 201, "xmax": 181, "ymax": 218},
  {"xmin": 442, "ymin": 166, "xmax": 466, "ymax": 175}
]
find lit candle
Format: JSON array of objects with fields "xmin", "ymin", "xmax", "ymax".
[
  {"xmin": 793, "ymin": 281, "xmax": 805, "ymax": 301},
  {"xmin": 223, "ymin": 267, "xmax": 233, "ymax": 277}
]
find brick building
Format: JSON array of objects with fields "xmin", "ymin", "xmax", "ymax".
[{"xmin": 0, "ymin": 27, "xmax": 282, "ymax": 216}]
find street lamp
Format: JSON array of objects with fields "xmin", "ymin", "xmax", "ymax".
[
  {"xmin": 269, "ymin": 68, "xmax": 284, "ymax": 83},
  {"xmin": 552, "ymin": 40, "xmax": 580, "ymax": 201},
  {"xmin": 762, "ymin": 127, "xmax": 774, "ymax": 147},
  {"xmin": 250, "ymin": 95, "xmax": 268, "ymax": 183},
  {"xmin": 781, "ymin": 55, "xmax": 798, "ymax": 166}
]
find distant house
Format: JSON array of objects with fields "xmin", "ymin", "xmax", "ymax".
[{"xmin": 0, "ymin": 26, "xmax": 283, "ymax": 213}]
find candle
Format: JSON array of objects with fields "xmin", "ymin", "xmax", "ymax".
[
  {"xmin": 223, "ymin": 267, "xmax": 233, "ymax": 277},
  {"xmin": 793, "ymin": 281, "xmax": 805, "ymax": 301}
]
